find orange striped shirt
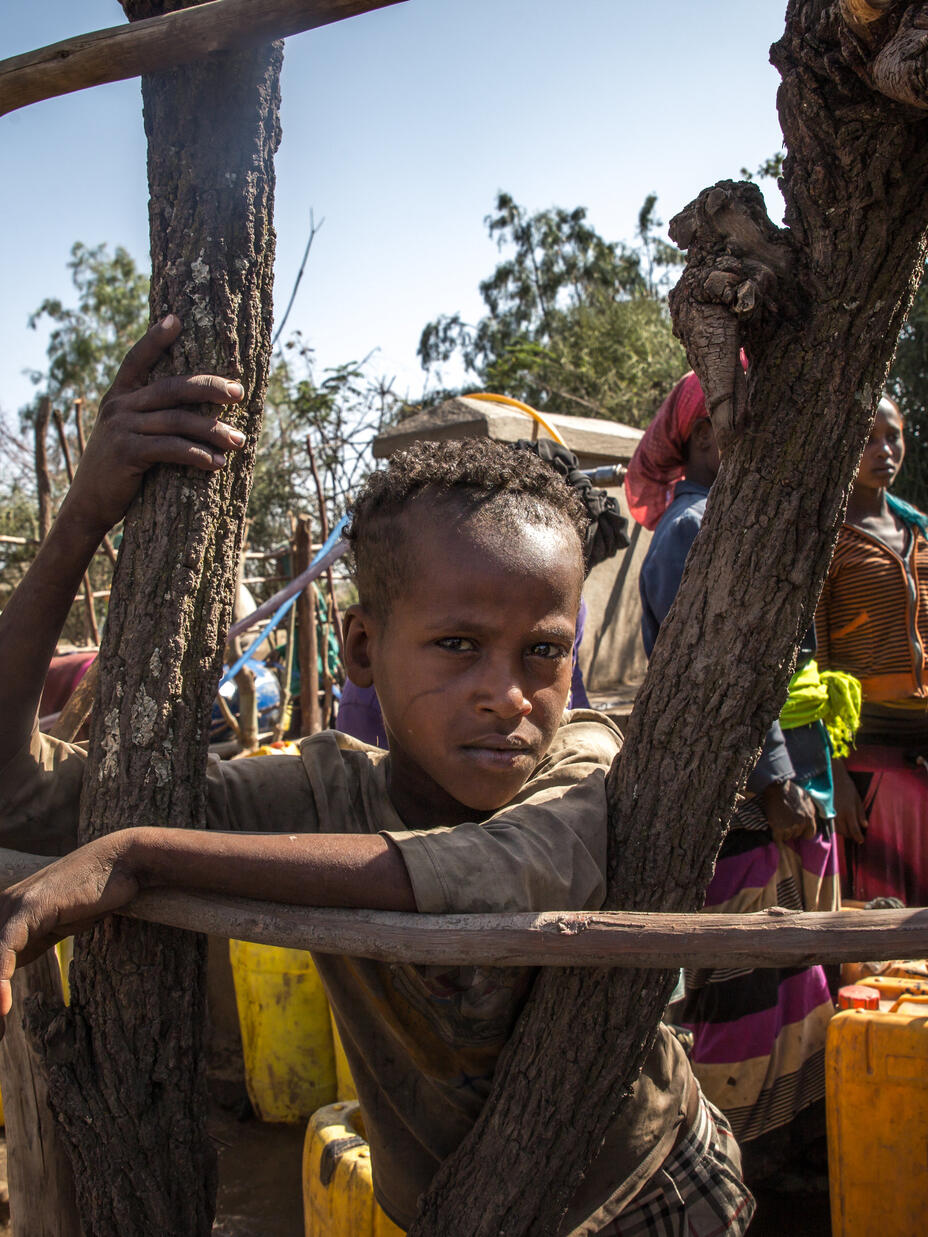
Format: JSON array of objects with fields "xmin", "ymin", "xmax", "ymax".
[{"xmin": 815, "ymin": 522, "xmax": 928, "ymax": 704}]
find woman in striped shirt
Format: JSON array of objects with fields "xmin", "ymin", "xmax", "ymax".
[{"xmin": 816, "ymin": 396, "xmax": 928, "ymax": 905}]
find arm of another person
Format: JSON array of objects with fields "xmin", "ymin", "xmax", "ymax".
[
  {"xmin": 0, "ymin": 317, "xmax": 246, "ymax": 769},
  {"xmin": 0, "ymin": 825, "xmax": 416, "ymax": 1025},
  {"xmin": 639, "ymin": 511, "xmax": 701, "ymax": 658}
]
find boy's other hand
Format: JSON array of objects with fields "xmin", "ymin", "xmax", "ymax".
[
  {"xmin": 761, "ymin": 778, "xmax": 819, "ymax": 842},
  {"xmin": 0, "ymin": 838, "xmax": 139, "ymax": 1033},
  {"xmin": 63, "ymin": 315, "xmax": 247, "ymax": 537}
]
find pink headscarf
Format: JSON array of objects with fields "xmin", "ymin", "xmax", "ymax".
[{"xmin": 624, "ymin": 371, "xmax": 709, "ymax": 531}]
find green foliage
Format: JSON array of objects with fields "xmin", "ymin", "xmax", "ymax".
[
  {"xmin": 27, "ymin": 242, "xmax": 150, "ymax": 409},
  {"xmin": 888, "ymin": 265, "xmax": 928, "ymax": 510},
  {"xmin": 740, "ymin": 151, "xmax": 786, "ymax": 183},
  {"xmin": 0, "ymin": 244, "xmax": 151, "ymax": 641},
  {"xmin": 417, "ymin": 192, "xmax": 686, "ymax": 427}
]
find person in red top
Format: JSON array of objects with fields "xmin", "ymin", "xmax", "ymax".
[{"xmin": 816, "ymin": 395, "xmax": 928, "ymax": 904}]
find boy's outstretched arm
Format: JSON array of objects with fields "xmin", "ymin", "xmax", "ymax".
[
  {"xmin": 0, "ymin": 316, "xmax": 246, "ymax": 765},
  {"xmin": 0, "ymin": 827, "xmax": 416, "ymax": 1024}
]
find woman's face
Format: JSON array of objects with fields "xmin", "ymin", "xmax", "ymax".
[{"xmin": 856, "ymin": 400, "xmax": 905, "ymax": 492}]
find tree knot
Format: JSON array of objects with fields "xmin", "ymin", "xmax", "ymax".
[
  {"xmin": 668, "ymin": 181, "xmax": 796, "ymax": 446},
  {"xmin": 22, "ymin": 991, "xmax": 77, "ymax": 1065}
]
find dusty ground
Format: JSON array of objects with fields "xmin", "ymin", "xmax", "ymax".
[
  {"xmin": 0, "ymin": 1118, "xmax": 831, "ymax": 1236},
  {"xmin": 211, "ymin": 1102, "xmax": 305, "ymax": 1237}
]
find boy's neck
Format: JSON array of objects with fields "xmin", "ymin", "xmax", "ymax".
[{"xmin": 386, "ymin": 753, "xmax": 492, "ymax": 829}]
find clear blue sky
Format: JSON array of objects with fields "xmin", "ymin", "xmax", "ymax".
[{"xmin": 2, "ymin": 0, "xmax": 789, "ymax": 418}]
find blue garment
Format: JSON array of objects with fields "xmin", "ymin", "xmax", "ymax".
[
  {"xmin": 638, "ymin": 480, "xmax": 794, "ymax": 793},
  {"xmin": 887, "ymin": 492, "xmax": 928, "ymax": 539}
]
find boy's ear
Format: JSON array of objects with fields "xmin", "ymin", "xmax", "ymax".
[{"xmin": 342, "ymin": 604, "xmax": 376, "ymax": 688}]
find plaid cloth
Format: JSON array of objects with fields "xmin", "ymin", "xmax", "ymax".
[{"xmin": 597, "ymin": 1090, "xmax": 756, "ymax": 1236}]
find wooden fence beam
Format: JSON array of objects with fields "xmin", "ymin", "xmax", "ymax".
[
  {"xmin": 0, "ymin": 0, "xmax": 406, "ymax": 118},
  {"xmin": 0, "ymin": 846, "xmax": 925, "ymax": 969}
]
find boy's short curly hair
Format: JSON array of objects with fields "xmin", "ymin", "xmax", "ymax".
[{"xmin": 347, "ymin": 438, "xmax": 589, "ymax": 618}]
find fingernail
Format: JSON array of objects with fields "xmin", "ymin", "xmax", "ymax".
[
  {"xmin": 228, "ymin": 429, "xmax": 245, "ymax": 446},
  {"xmin": 212, "ymin": 452, "xmax": 227, "ymax": 467},
  {"xmin": 161, "ymin": 314, "xmax": 177, "ymax": 329},
  {"xmin": 226, "ymin": 381, "xmax": 244, "ymax": 401}
]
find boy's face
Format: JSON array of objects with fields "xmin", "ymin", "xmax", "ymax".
[{"xmin": 344, "ymin": 514, "xmax": 583, "ymax": 827}]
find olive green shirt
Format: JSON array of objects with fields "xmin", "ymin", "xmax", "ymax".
[{"xmin": 0, "ymin": 710, "xmax": 691, "ymax": 1233}]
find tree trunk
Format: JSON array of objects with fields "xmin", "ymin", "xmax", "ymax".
[
  {"xmin": 26, "ymin": 3, "xmax": 282, "ymax": 1232},
  {"xmin": 410, "ymin": 4, "xmax": 928, "ymax": 1233}
]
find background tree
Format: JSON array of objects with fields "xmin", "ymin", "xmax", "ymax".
[
  {"xmin": 247, "ymin": 334, "xmax": 399, "ymax": 554},
  {"xmin": 417, "ymin": 191, "xmax": 686, "ymax": 425},
  {"xmin": 0, "ymin": 245, "xmax": 151, "ymax": 643}
]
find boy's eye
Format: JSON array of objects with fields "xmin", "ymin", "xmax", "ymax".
[
  {"xmin": 527, "ymin": 642, "xmax": 568, "ymax": 660},
  {"xmin": 435, "ymin": 636, "xmax": 477, "ymax": 653}
]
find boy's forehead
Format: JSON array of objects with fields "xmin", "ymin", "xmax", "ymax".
[{"xmin": 402, "ymin": 513, "xmax": 583, "ymax": 606}]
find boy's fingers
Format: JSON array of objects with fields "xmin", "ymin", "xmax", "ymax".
[
  {"xmin": 110, "ymin": 316, "xmax": 183, "ymax": 394},
  {"xmin": 126, "ymin": 410, "xmax": 246, "ymax": 451},
  {"xmin": 0, "ymin": 943, "xmax": 17, "ymax": 1019},
  {"xmin": 128, "ymin": 373, "xmax": 244, "ymax": 412},
  {"xmin": 134, "ymin": 434, "xmax": 230, "ymax": 473}
]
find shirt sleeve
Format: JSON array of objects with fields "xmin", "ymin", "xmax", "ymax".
[
  {"xmin": 0, "ymin": 721, "xmax": 327, "ymax": 853},
  {"xmin": 745, "ymin": 718, "xmax": 796, "ymax": 794},
  {"xmin": 0, "ymin": 726, "xmax": 88, "ymax": 856},
  {"xmin": 388, "ymin": 713, "xmax": 621, "ymax": 914}
]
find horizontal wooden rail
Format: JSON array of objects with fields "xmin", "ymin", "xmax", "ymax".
[
  {"xmin": 0, "ymin": 0, "xmax": 405, "ymax": 118},
  {"xmin": 0, "ymin": 847, "xmax": 924, "ymax": 969}
]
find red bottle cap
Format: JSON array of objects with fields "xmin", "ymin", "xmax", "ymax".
[{"xmin": 838, "ymin": 984, "xmax": 880, "ymax": 1010}]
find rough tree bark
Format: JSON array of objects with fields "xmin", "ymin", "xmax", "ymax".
[
  {"xmin": 25, "ymin": 3, "xmax": 282, "ymax": 1233},
  {"xmin": 410, "ymin": 3, "xmax": 928, "ymax": 1233}
]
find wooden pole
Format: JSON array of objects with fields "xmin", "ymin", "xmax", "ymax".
[
  {"xmin": 0, "ymin": 0, "xmax": 405, "ymax": 118},
  {"xmin": 294, "ymin": 515, "xmax": 322, "ymax": 734},
  {"xmin": 33, "ymin": 397, "xmax": 52, "ymax": 542},
  {"xmin": 0, "ymin": 845, "xmax": 925, "ymax": 971},
  {"xmin": 53, "ymin": 409, "xmax": 101, "ymax": 645},
  {"xmin": 50, "ymin": 660, "xmax": 100, "ymax": 743},
  {"xmin": 0, "ymin": 655, "xmax": 97, "ymax": 1237}
]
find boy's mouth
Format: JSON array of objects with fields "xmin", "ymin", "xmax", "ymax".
[
  {"xmin": 464, "ymin": 734, "xmax": 532, "ymax": 751},
  {"xmin": 460, "ymin": 734, "xmax": 536, "ymax": 769}
]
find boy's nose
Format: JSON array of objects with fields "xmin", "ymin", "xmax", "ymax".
[{"xmin": 480, "ymin": 677, "xmax": 532, "ymax": 718}]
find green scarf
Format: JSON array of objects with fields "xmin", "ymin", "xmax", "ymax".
[{"xmin": 780, "ymin": 659, "xmax": 862, "ymax": 758}]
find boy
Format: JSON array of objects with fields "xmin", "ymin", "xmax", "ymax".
[{"xmin": 0, "ymin": 320, "xmax": 753, "ymax": 1234}]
